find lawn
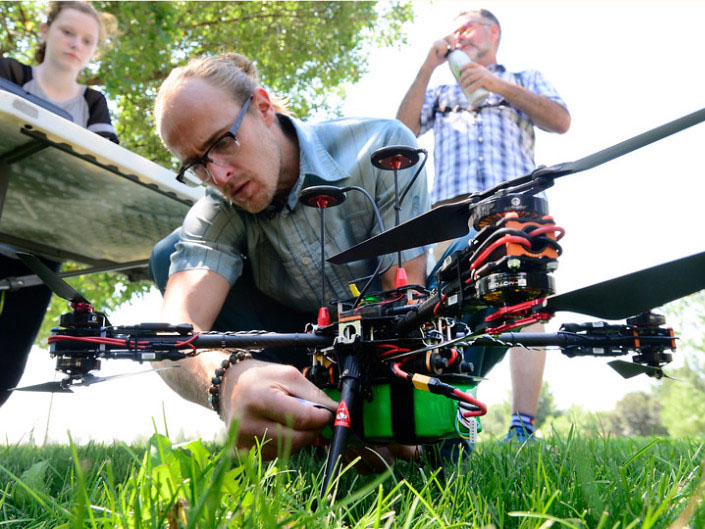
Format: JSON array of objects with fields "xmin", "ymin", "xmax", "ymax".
[{"xmin": 1, "ymin": 429, "xmax": 703, "ymax": 528}]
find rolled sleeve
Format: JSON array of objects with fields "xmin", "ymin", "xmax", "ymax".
[
  {"xmin": 169, "ymin": 193, "xmax": 245, "ymax": 285},
  {"xmin": 520, "ymin": 69, "xmax": 568, "ymax": 110}
]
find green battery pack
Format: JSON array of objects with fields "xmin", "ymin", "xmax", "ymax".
[{"xmin": 323, "ymin": 376, "xmax": 479, "ymax": 444}]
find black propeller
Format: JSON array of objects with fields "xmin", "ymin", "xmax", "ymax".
[
  {"xmin": 11, "ymin": 367, "xmax": 177, "ymax": 393},
  {"xmin": 543, "ymin": 250, "xmax": 705, "ymax": 320},
  {"xmin": 329, "ymin": 107, "xmax": 705, "ymax": 265},
  {"xmin": 16, "ymin": 252, "xmax": 88, "ymax": 304},
  {"xmin": 608, "ymin": 360, "xmax": 664, "ymax": 379}
]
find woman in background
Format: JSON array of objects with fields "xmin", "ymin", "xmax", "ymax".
[{"xmin": 0, "ymin": 1, "xmax": 118, "ymax": 406}]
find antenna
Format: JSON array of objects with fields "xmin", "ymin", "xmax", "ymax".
[
  {"xmin": 370, "ymin": 146, "xmax": 427, "ymax": 287},
  {"xmin": 298, "ymin": 183, "xmax": 347, "ymax": 326}
]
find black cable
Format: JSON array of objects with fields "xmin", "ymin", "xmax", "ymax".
[
  {"xmin": 399, "ymin": 149, "xmax": 428, "ymax": 205},
  {"xmin": 339, "ymin": 185, "xmax": 390, "ymax": 308}
]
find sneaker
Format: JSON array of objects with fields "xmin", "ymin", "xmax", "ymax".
[{"xmin": 503, "ymin": 424, "xmax": 536, "ymax": 443}]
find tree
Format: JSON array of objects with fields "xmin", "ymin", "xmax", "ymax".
[
  {"xmin": 535, "ymin": 381, "xmax": 561, "ymax": 427},
  {"xmin": 2, "ymin": 1, "xmax": 413, "ymax": 164},
  {"xmin": 604, "ymin": 391, "xmax": 667, "ymax": 437},
  {"xmin": 478, "ymin": 381, "xmax": 562, "ymax": 438},
  {"xmin": 543, "ymin": 405, "xmax": 610, "ymax": 438},
  {"xmin": 658, "ymin": 358, "xmax": 705, "ymax": 437},
  {"xmin": 658, "ymin": 291, "xmax": 705, "ymax": 437},
  {"xmin": 1, "ymin": 1, "xmax": 414, "ymax": 340}
]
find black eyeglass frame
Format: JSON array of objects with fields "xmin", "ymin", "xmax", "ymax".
[{"xmin": 175, "ymin": 95, "xmax": 254, "ymax": 187}]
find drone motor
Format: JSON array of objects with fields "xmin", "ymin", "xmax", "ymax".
[{"xmin": 469, "ymin": 194, "xmax": 563, "ymax": 306}]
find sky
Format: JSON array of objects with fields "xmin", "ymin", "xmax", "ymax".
[{"xmin": 2, "ymin": 1, "xmax": 705, "ymax": 445}]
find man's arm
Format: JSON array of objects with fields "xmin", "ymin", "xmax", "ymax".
[
  {"xmin": 157, "ymin": 268, "xmax": 336, "ymax": 459},
  {"xmin": 396, "ymin": 38, "xmax": 454, "ymax": 135},
  {"xmin": 381, "ymin": 253, "xmax": 427, "ymax": 289},
  {"xmin": 458, "ymin": 64, "xmax": 571, "ymax": 133},
  {"xmin": 156, "ymin": 268, "xmax": 233, "ymax": 406}
]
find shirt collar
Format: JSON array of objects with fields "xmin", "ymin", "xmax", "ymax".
[{"xmin": 279, "ymin": 114, "xmax": 350, "ymax": 211}]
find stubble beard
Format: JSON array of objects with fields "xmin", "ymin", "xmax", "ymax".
[{"xmin": 215, "ymin": 136, "xmax": 284, "ymax": 214}]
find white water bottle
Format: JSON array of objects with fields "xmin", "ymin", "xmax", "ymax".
[{"xmin": 447, "ymin": 49, "xmax": 489, "ymax": 107}]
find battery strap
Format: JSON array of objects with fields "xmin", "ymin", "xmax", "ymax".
[{"xmin": 390, "ymin": 377, "xmax": 417, "ymax": 444}]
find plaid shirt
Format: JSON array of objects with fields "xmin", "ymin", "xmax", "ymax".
[
  {"xmin": 420, "ymin": 64, "xmax": 567, "ymax": 204},
  {"xmin": 170, "ymin": 116, "xmax": 429, "ymax": 313}
]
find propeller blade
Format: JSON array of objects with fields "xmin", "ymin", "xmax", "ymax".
[
  {"xmin": 15, "ymin": 252, "xmax": 88, "ymax": 304},
  {"xmin": 329, "ymin": 107, "xmax": 705, "ymax": 265},
  {"xmin": 608, "ymin": 360, "xmax": 663, "ymax": 379},
  {"xmin": 543, "ymin": 106, "xmax": 705, "ymax": 178},
  {"xmin": 11, "ymin": 381, "xmax": 74, "ymax": 393},
  {"xmin": 328, "ymin": 201, "xmax": 471, "ymax": 264},
  {"xmin": 10, "ymin": 367, "xmax": 177, "ymax": 393},
  {"xmin": 72, "ymin": 366, "xmax": 177, "ymax": 387},
  {"xmin": 545, "ymin": 250, "xmax": 705, "ymax": 319}
]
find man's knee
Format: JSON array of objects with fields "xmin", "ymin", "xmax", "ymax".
[{"xmin": 149, "ymin": 228, "xmax": 181, "ymax": 294}]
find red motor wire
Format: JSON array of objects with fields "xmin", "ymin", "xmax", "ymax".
[
  {"xmin": 469, "ymin": 234, "xmax": 531, "ymax": 273},
  {"xmin": 527, "ymin": 225, "xmax": 566, "ymax": 240},
  {"xmin": 452, "ymin": 387, "xmax": 487, "ymax": 416}
]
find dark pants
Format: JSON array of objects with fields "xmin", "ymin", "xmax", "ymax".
[{"xmin": 0, "ymin": 254, "xmax": 59, "ymax": 407}]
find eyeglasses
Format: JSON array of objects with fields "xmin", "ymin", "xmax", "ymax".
[
  {"xmin": 454, "ymin": 20, "xmax": 494, "ymax": 38},
  {"xmin": 176, "ymin": 95, "xmax": 253, "ymax": 187}
]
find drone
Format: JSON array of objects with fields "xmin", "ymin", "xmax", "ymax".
[{"xmin": 10, "ymin": 106, "xmax": 705, "ymax": 496}]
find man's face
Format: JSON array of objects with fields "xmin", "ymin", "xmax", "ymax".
[
  {"xmin": 159, "ymin": 78, "xmax": 282, "ymax": 214},
  {"xmin": 453, "ymin": 15, "xmax": 495, "ymax": 61}
]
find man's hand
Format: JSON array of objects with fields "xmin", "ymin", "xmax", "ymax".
[
  {"xmin": 457, "ymin": 61, "xmax": 501, "ymax": 96},
  {"xmin": 424, "ymin": 37, "xmax": 454, "ymax": 70},
  {"xmin": 220, "ymin": 359, "xmax": 337, "ymax": 460},
  {"xmin": 458, "ymin": 61, "xmax": 571, "ymax": 133}
]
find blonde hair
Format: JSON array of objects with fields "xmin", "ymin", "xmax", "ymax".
[
  {"xmin": 35, "ymin": 1, "xmax": 118, "ymax": 63},
  {"xmin": 154, "ymin": 53, "xmax": 289, "ymax": 132}
]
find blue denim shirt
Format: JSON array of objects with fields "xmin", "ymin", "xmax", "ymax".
[{"xmin": 170, "ymin": 116, "xmax": 430, "ymax": 312}]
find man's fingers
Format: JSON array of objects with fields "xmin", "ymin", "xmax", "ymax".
[
  {"xmin": 287, "ymin": 379, "xmax": 339, "ymax": 411},
  {"xmin": 253, "ymin": 389, "xmax": 333, "ymax": 431}
]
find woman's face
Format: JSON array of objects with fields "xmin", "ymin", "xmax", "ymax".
[{"xmin": 41, "ymin": 8, "xmax": 100, "ymax": 72}]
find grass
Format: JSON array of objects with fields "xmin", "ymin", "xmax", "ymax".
[{"xmin": 0, "ymin": 428, "xmax": 703, "ymax": 528}]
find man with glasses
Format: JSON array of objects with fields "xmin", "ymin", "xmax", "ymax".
[
  {"xmin": 149, "ymin": 53, "xmax": 428, "ymax": 466},
  {"xmin": 396, "ymin": 9, "xmax": 571, "ymax": 443}
]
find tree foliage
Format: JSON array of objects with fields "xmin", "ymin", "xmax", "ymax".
[
  {"xmin": 535, "ymin": 380, "xmax": 561, "ymax": 427},
  {"xmin": 604, "ymin": 391, "xmax": 667, "ymax": 437},
  {"xmin": 658, "ymin": 358, "xmax": 705, "ymax": 437},
  {"xmin": 2, "ymin": 1, "xmax": 413, "ymax": 165},
  {"xmin": 1, "ymin": 1, "xmax": 414, "ymax": 341},
  {"xmin": 658, "ymin": 292, "xmax": 705, "ymax": 437}
]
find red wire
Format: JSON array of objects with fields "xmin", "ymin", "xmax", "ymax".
[
  {"xmin": 48, "ymin": 333, "xmax": 200, "ymax": 353},
  {"xmin": 354, "ymin": 292, "xmax": 405, "ymax": 314},
  {"xmin": 47, "ymin": 335, "xmax": 149, "ymax": 349},
  {"xmin": 469, "ymin": 235, "xmax": 531, "ymax": 272},
  {"xmin": 391, "ymin": 362, "xmax": 408, "ymax": 378},
  {"xmin": 378, "ymin": 344, "xmax": 411, "ymax": 357},
  {"xmin": 433, "ymin": 294, "xmax": 448, "ymax": 316},
  {"xmin": 448, "ymin": 348, "xmax": 459, "ymax": 365},
  {"xmin": 174, "ymin": 333, "xmax": 199, "ymax": 353},
  {"xmin": 527, "ymin": 225, "xmax": 565, "ymax": 240},
  {"xmin": 452, "ymin": 387, "xmax": 487, "ymax": 416}
]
